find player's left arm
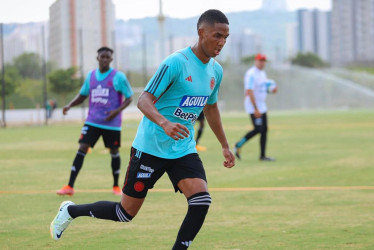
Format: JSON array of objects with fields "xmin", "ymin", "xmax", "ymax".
[
  {"xmin": 105, "ymin": 72, "xmax": 134, "ymax": 121},
  {"xmin": 203, "ymin": 103, "xmax": 235, "ymax": 168}
]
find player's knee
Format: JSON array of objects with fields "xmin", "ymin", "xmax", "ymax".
[
  {"xmin": 79, "ymin": 143, "xmax": 90, "ymax": 153},
  {"xmin": 110, "ymin": 148, "xmax": 119, "ymax": 155},
  {"xmin": 115, "ymin": 202, "xmax": 133, "ymax": 222},
  {"xmin": 188, "ymin": 192, "xmax": 212, "ymax": 208}
]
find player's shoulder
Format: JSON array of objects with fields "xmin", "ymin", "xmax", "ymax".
[
  {"xmin": 164, "ymin": 48, "xmax": 190, "ymax": 66},
  {"xmin": 113, "ymin": 69, "xmax": 126, "ymax": 78},
  {"xmin": 210, "ymin": 59, "xmax": 223, "ymax": 72}
]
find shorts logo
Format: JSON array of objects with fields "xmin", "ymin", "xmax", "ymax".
[
  {"xmin": 81, "ymin": 126, "xmax": 89, "ymax": 135},
  {"xmin": 140, "ymin": 164, "xmax": 154, "ymax": 173},
  {"xmin": 137, "ymin": 172, "xmax": 152, "ymax": 178},
  {"xmin": 134, "ymin": 181, "xmax": 145, "ymax": 192},
  {"xmin": 179, "ymin": 96, "xmax": 209, "ymax": 107},
  {"xmin": 210, "ymin": 77, "xmax": 215, "ymax": 90},
  {"xmin": 174, "ymin": 108, "xmax": 198, "ymax": 123}
]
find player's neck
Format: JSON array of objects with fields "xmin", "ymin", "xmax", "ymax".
[
  {"xmin": 99, "ymin": 67, "xmax": 110, "ymax": 73},
  {"xmin": 191, "ymin": 44, "xmax": 210, "ymax": 64}
]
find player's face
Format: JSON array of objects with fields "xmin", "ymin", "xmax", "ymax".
[
  {"xmin": 200, "ymin": 22, "xmax": 229, "ymax": 59},
  {"xmin": 255, "ymin": 60, "xmax": 266, "ymax": 70},
  {"xmin": 97, "ymin": 51, "xmax": 113, "ymax": 70}
]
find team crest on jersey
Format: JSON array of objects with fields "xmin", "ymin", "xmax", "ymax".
[
  {"xmin": 179, "ymin": 96, "xmax": 209, "ymax": 107},
  {"xmin": 210, "ymin": 77, "xmax": 215, "ymax": 90}
]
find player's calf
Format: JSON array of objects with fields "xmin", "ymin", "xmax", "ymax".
[{"xmin": 173, "ymin": 192, "xmax": 212, "ymax": 249}]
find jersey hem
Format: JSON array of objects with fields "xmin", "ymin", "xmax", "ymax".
[
  {"xmin": 131, "ymin": 142, "xmax": 197, "ymax": 159},
  {"xmin": 85, "ymin": 121, "xmax": 122, "ymax": 131}
]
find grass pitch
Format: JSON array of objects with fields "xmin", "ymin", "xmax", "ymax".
[{"xmin": 0, "ymin": 110, "xmax": 373, "ymax": 249}]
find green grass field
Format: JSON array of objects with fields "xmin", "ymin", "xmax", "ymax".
[{"xmin": 1, "ymin": 110, "xmax": 374, "ymax": 249}]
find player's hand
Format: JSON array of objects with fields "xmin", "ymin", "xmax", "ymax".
[
  {"xmin": 62, "ymin": 106, "xmax": 70, "ymax": 115},
  {"xmin": 254, "ymin": 109, "xmax": 261, "ymax": 118},
  {"xmin": 272, "ymin": 86, "xmax": 278, "ymax": 94},
  {"xmin": 105, "ymin": 110, "xmax": 119, "ymax": 121},
  {"xmin": 222, "ymin": 147, "xmax": 235, "ymax": 168},
  {"xmin": 161, "ymin": 120, "xmax": 189, "ymax": 140}
]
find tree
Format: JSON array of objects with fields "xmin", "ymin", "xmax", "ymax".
[
  {"xmin": 0, "ymin": 65, "xmax": 21, "ymax": 98},
  {"xmin": 291, "ymin": 52, "xmax": 328, "ymax": 68},
  {"xmin": 15, "ymin": 78, "xmax": 43, "ymax": 106},
  {"xmin": 48, "ymin": 67, "xmax": 81, "ymax": 105},
  {"xmin": 13, "ymin": 53, "xmax": 43, "ymax": 79},
  {"xmin": 241, "ymin": 55, "xmax": 256, "ymax": 65}
]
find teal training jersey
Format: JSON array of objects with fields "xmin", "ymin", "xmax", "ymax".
[
  {"xmin": 132, "ymin": 47, "xmax": 223, "ymax": 159},
  {"xmin": 79, "ymin": 68, "xmax": 133, "ymax": 131}
]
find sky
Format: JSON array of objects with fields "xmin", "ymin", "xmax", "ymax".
[{"xmin": 0, "ymin": 0, "xmax": 331, "ymax": 23}]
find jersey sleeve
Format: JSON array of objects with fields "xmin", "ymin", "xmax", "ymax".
[
  {"xmin": 144, "ymin": 56, "xmax": 181, "ymax": 98},
  {"xmin": 244, "ymin": 71, "xmax": 255, "ymax": 90},
  {"xmin": 113, "ymin": 72, "xmax": 134, "ymax": 98},
  {"xmin": 79, "ymin": 72, "xmax": 92, "ymax": 96},
  {"xmin": 207, "ymin": 62, "xmax": 223, "ymax": 105}
]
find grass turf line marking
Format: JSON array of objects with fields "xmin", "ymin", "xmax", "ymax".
[{"xmin": 1, "ymin": 186, "xmax": 374, "ymax": 194}]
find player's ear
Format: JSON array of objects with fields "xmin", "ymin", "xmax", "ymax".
[{"xmin": 197, "ymin": 27, "xmax": 204, "ymax": 38}]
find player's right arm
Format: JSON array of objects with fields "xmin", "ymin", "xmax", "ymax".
[
  {"xmin": 137, "ymin": 56, "xmax": 189, "ymax": 140},
  {"xmin": 244, "ymin": 72, "xmax": 261, "ymax": 118},
  {"xmin": 137, "ymin": 92, "xmax": 189, "ymax": 140},
  {"xmin": 62, "ymin": 72, "xmax": 90, "ymax": 115},
  {"xmin": 246, "ymin": 89, "xmax": 261, "ymax": 118},
  {"xmin": 62, "ymin": 94, "xmax": 87, "ymax": 115}
]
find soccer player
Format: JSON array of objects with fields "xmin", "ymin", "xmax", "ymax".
[
  {"xmin": 50, "ymin": 10, "xmax": 235, "ymax": 249},
  {"xmin": 56, "ymin": 47, "xmax": 134, "ymax": 196},
  {"xmin": 195, "ymin": 112, "xmax": 207, "ymax": 151},
  {"xmin": 234, "ymin": 53, "xmax": 277, "ymax": 161}
]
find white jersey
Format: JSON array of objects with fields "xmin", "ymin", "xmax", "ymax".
[{"xmin": 244, "ymin": 66, "xmax": 268, "ymax": 114}]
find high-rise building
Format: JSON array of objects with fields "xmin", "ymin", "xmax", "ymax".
[
  {"xmin": 286, "ymin": 23, "xmax": 298, "ymax": 59},
  {"xmin": 2, "ymin": 23, "xmax": 48, "ymax": 64},
  {"xmin": 49, "ymin": 0, "xmax": 115, "ymax": 75},
  {"xmin": 331, "ymin": 0, "xmax": 374, "ymax": 66},
  {"xmin": 297, "ymin": 9, "xmax": 331, "ymax": 62}
]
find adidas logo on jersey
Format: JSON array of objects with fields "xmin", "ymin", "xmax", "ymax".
[{"xmin": 185, "ymin": 76, "xmax": 192, "ymax": 82}]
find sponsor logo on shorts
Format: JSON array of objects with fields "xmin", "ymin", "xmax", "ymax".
[
  {"xmin": 140, "ymin": 164, "xmax": 154, "ymax": 173},
  {"xmin": 137, "ymin": 172, "xmax": 152, "ymax": 178},
  {"xmin": 81, "ymin": 126, "xmax": 88, "ymax": 135},
  {"xmin": 179, "ymin": 96, "xmax": 209, "ymax": 107},
  {"xmin": 173, "ymin": 108, "xmax": 198, "ymax": 123}
]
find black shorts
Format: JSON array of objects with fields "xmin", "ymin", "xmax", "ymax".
[
  {"xmin": 197, "ymin": 112, "xmax": 205, "ymax": 121},
  {"xmin": 79, "ymin": 124, "xmax": 121, "ymax": 149},
  {"xmin": 122, "ymin": 147, "xmax": 207, "ymax": 198}
]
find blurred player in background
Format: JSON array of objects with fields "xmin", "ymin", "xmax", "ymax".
[
  {"xmin": 50, "ymin": 10, "xmax": 234, "ymax": 249},
  {"xmin": 234, "ymin": 53, "xmax": 277, "ymax": 161},
  {"xmin": 56, "ymin": 47, "xmax": 133, "ymax": 196},
  {"xmin": 195, "ymin": 112, "xmax": 207, "ymax": 151}
]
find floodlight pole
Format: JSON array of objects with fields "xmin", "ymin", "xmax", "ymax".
[
  {"xmin": 42, "ymin": 25, "xmax": 48, "ymax": 125},
  {"xmin": 0, "ymin": 23, "xmax": 6, "ymax": 128},
  {"xmin": 79, "ymin": 28, "xmax": 86, "ymax": 122},
  {"xmin": 158, "ymin": 0, "xmax": 165, "ymax": 62},
  {"xmin": 142, "ymin": 32, "xmax": 147, "ymax": 85}
]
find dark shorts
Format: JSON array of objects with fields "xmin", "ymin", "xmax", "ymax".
[
  {"xmin": 122, "ymin": 147, "xmax": 207, "ymax": 198},
  {"xmin": 79, "ymin": 124, "xmax": 121, "ymax": 149},
  {"xmin": 197, "ymin": 112, "xmax": 205, "ymax": 121}
]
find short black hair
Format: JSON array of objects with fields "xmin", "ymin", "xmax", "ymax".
[
  {"xmin": 197, "ymin": 9, "xmax": 229, "ymax": 30},
  {"xmin": 97, "ymin": 46, "xmax": 114, "ymax": 54}
]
